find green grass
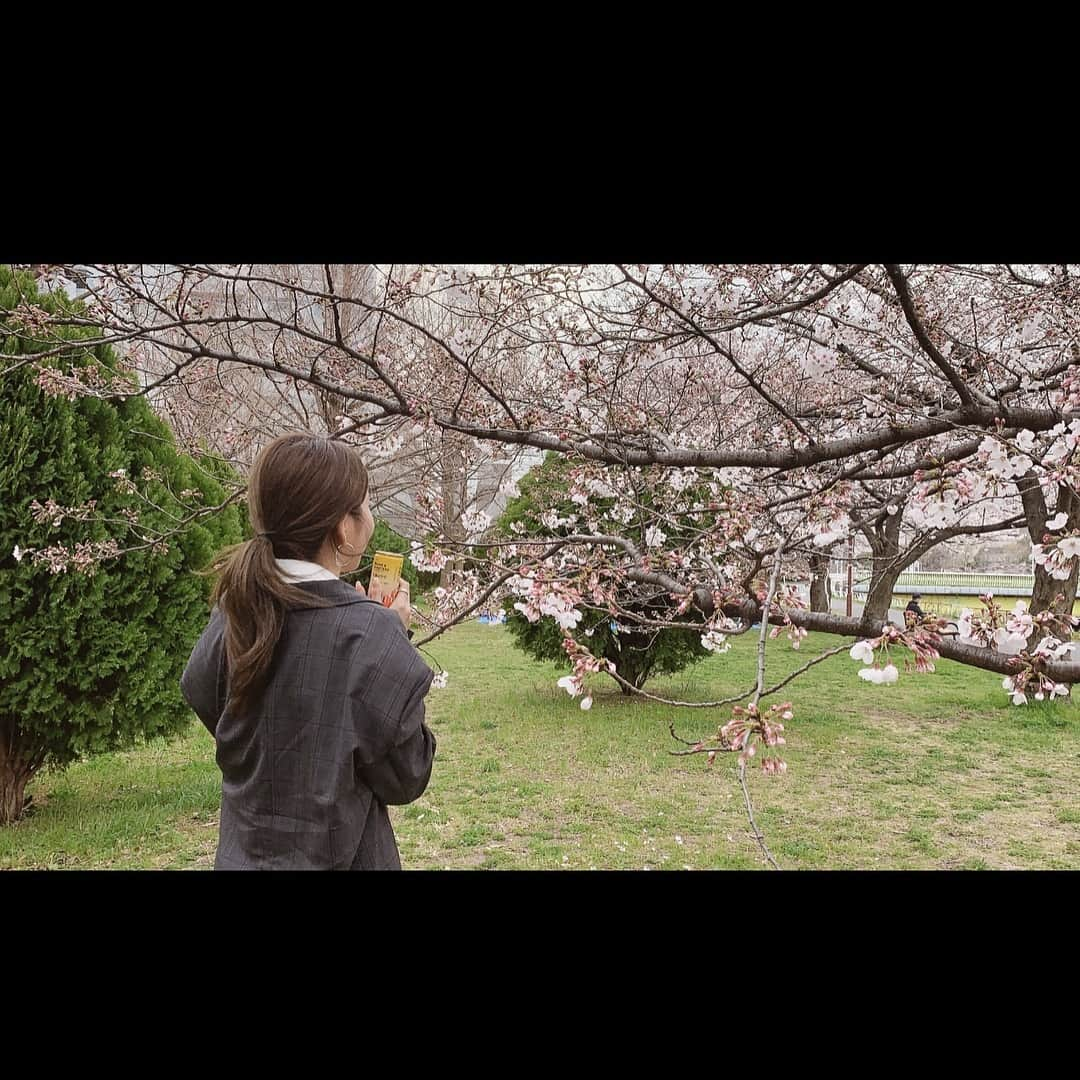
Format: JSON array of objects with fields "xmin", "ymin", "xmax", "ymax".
[{"xmin": 3, "ymin": 623, "xmax": 1079, "ymax": 870}]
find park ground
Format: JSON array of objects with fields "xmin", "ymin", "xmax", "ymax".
[
  {"xmin": 4, "ymin": 622, "xmax": 1075, "ymax": 872},
  {"xmin": 4, "ymin": 619, "xmax": 1078, "ymax": 870}
]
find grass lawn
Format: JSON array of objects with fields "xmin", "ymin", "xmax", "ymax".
[{"xmin": 3, "ymin": 622, "xmax": 1079, "ymax": 870}]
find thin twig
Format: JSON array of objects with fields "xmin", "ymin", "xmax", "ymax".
[
  {"xmin": 608, "ymin": 668, "xmax": 757, "ymax": 708},
  {"xmin": 757, "ymin": 643, "xmax": 852, "ymax": 699},
  {"xmin": 740, "ymin": 539, "xmax": 787, "ymax": 871}
]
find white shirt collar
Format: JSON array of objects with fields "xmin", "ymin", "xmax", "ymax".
[{"xmin": 274, "ymin": 558, "xmax": 339, "ymax": 583}]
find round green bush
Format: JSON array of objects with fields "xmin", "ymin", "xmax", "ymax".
[{"xmin": 497, "ymin": 454, "xmax": 710, "ymax": 694}]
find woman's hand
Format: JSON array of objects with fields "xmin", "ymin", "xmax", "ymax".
[
  {"xmin": 390, "ymin": 581, "xmax": 412, "ymax": 630},
  {"xmin": 354, "ymin": 581, "xmax": 366, "ymax": 596}
]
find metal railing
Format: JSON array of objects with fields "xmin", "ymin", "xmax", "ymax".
[{"xmin": 828, "ymin": 570, "xmax": 1035, "ymax": 598}]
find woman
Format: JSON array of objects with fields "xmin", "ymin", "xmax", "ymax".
[{"xmin": 181, "ymin": 433, "xmax": 436, "ymax": 870}]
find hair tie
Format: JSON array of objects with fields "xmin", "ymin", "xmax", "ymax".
[{"xmin": 256, "ymin": 532, "xmax": 274, "ymax": 540}]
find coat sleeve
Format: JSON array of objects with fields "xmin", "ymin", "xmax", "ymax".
[
  {"xmin": 180, "ymin": 608, "xmax": 228, "ymax": 738},
  {"xmin": 354, "ymin": 620, "xmax": 437, "ymax": 806}
]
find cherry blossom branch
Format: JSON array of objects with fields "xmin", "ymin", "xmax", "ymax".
[
  {"xmin": 409, "ymin": 569, "xmax": 521, "ymax": 647},
  {"xmin": 883, "ymin": 264, "xmax": 990, "ymax": 409},
  {"xmin": 616, "ymin": 264, "xmax": 825, "ymax": 442},
  {"xmin": 449, "ymin": 522, "xmax": 1080, "ymax": 685}
]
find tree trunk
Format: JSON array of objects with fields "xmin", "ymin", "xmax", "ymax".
[
  {"xmin": 614, "ymin": 660, "xmax": 653, "ymax": 694},
  {"xmin": 1028, "ymin": 565, "xmax": 1078, "ymax": 624},
  {"xmin": 0, "ymin": 733, "xmax": 35, "ymax": 826},
  {"xmin": 1018, "ymin": 475, "xmax": 1080, "ymax": 642},
  {"xmin": 861, "ymin": 568, "xmax": 905, "ymax": 631},
  {"xmin": 808, "ymin": 552, "xmax": 831, "ymax": 613},
  {"xmin": 858, "ymin": 510, "xmax": 905, "ymax": 631}
]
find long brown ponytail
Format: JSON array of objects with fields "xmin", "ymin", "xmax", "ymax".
[{"xmin": 210, "ymin": 433, "xmax": 370, "ymax": 718}]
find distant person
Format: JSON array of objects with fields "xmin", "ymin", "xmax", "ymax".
[{"xmin": 904, "ymin": 593, "xmax": 925, "ymax": 624}]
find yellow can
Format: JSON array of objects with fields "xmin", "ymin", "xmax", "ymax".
[{"xmin": 368, "ymin": 550, "xmax": 405, "ymax": 607}]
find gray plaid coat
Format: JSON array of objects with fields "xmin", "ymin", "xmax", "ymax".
[{"xmin": 180, "ymin": 578, "xmax": 436, "ymax": 870}]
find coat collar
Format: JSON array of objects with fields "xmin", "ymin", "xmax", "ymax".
[{"xmin": 288, "ymin": 577, "xmax": 377, "ymax": 609}]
